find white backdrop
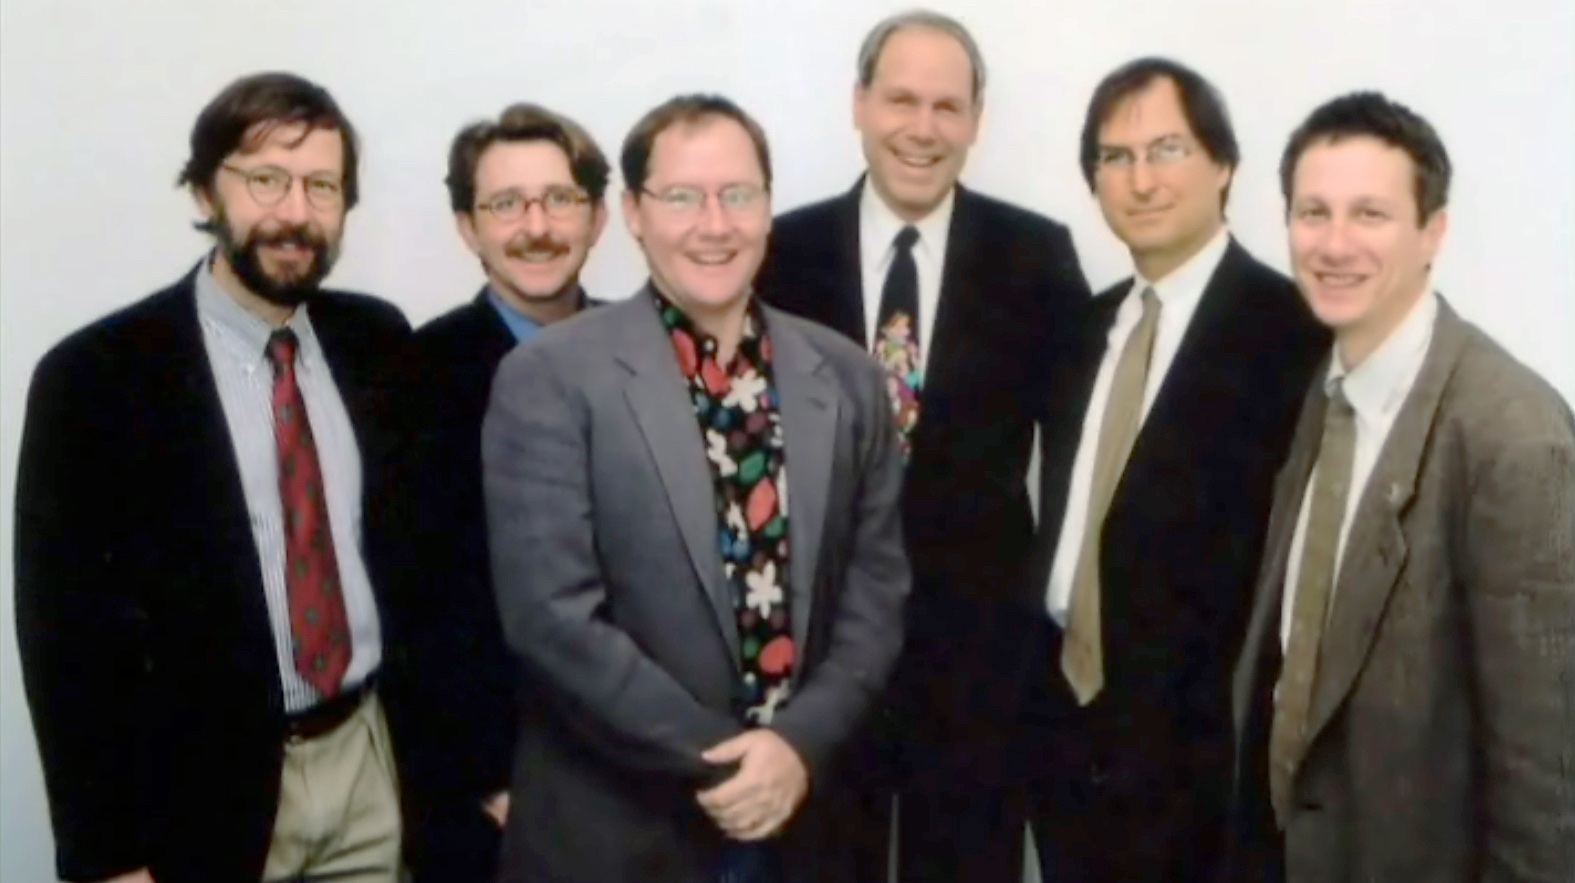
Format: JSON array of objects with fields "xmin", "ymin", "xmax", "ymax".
[{"xmin": 3, "ymin": 0, "xmax": 1571, "ymax": 879}]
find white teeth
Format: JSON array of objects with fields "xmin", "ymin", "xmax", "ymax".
[
  {"xmin": 690, "ymin": 253, "xmax": 734, "ymax": 266},
  {"xmin": 1318, "ymin": 273, "xmax": 1364, "ymax": 287},
  {"xmin": 895, "ymin": 152, "xmax": 940, "ymax": 168},
  {"xmin": 518, "ymin": 252, "xmax": 559, "ymax": 264}
]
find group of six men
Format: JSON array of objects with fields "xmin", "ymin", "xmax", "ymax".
[{"xmin": 15, "ymin": 8, "xmax": 1574, "ymax": 883}]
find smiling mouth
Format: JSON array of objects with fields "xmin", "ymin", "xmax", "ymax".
[
  {"xmin": 688, "ymin": 250, "xmax": 738, "ymax": 267},
  {"xmin": 893, "ymin": 149, "xmax": 942, "ymax": 169},
  {"xmin": 1314, "ymin": 271, "xmax": 1368, "ymax": 289},
  {"xmin": 264, "ymin": 242, "xmax": 312, "ymax": 259}
]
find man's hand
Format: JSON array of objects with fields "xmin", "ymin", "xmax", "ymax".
[
  {"xmin": 98, "ymin": 871, "xmax": 153, "ymax": 883},
  {"xmin": 482, "ymin": 791, "xmax": 510, "ymax": 829},
  {"xmin": 696, "ymin": 729, "xmax": 808, "ymax": 841}
]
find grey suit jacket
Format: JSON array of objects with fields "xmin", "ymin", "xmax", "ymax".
[
  {"xmin": 1231, "ymin": 299, "xmax": 1575, "ymax": 883},
  {"xmin": 482, "ymin": 289, "xmax": 909, "ymax": 883}
]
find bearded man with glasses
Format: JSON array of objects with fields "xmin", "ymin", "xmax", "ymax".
[{"xmin": 15, "ymin": 71, "xmax": 414, "ymax": 883}]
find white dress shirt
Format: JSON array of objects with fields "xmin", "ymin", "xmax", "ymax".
[
  {"xmin": 1279, "ymin": 290, "xmax": 1438, "ymax": 648},
  {"xmin": 196, "ymin": 262, "xmax": 383, "ymax": 712},
  {"xmin": 859, "ymin": 180, "xmax": 954, "ymax": 365},
  {"xmin": 1044, "ymin": 228, "xmax": 1231, "ymax": 624}
]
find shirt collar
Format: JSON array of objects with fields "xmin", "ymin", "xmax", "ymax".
[
  {"xmin": 486, "ymin": 285, "xmax": 587, "ymax": 343},
  {"xmin": 1325, "ymin": 288, "xmax": 1439, "ymax": 422},
  {"xmin": 860, "ymin": 178, "xmax": 955, "ymax": 264},
  {"xmin": 195, "ymin": 252, "xmax": 314, "ymax": 362},
  {"xmin": 1130, "ymin": 226, "xmax": 1231, "ymax": 315},
  {"xmin": 649, "ymin": 285, "xmax": 766, "ymax": 377}
]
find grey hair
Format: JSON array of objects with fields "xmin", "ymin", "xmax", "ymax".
[{"xmin": 856, "ymin": 9, "xmax": 986, "ymax": 103}]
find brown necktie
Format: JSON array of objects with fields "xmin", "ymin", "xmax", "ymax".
[
  {"xmin": 1269, "ymin": 381, "xmax": 1356, "ymax": 824},
  {"xmin": 266, "ymin": 329, "xmax": 352, "ymax": 698},
  {"xmin": 1062, "ymin": 287, "xmax": 1161, "ymax": 704}
]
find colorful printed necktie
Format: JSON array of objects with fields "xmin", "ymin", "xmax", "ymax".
[{"xmin": 874, "ymin": 225, "xmax": 922, "ymax": 458}]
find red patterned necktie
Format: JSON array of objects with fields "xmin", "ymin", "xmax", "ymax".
[{"xmin": 266, "ymin": 329, "xmax": 351, "ymax": 698}]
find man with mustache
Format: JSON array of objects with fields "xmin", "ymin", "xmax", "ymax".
[
  {"xmin": 15, "ymin": 72, "xmax": 412, "ymax": 883},
  {"xmin": 404, "ymin": 103, "xmax": 610, "ymax": 883},
  {"xmin": 754, "ymin": 10, "xmax": 1090, "ymax": 881},
  {"xmin": 1021, "ymin": 58, "xmax": 1326, "ymax": 883}
]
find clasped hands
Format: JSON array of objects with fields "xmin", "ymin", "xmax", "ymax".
[{"xmin": 696, "ymin": 729, "xmax": 808, "ymax": 841}]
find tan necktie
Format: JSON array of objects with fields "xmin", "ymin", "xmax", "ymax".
[
  {"xmin": 1062, "ymin": 287, "xmax": 1161, "ymax": 705},
  {"xmin": 1269, "ymin": 381, "xmax": 1356, "ymax": 824}
]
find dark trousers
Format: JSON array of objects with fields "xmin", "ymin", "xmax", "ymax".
[
  {"xmin": 829, "ymin": 734, "xmax": 1026, "ymax": 883},
  {"xmin": 717, "ymin": 841, "xmax": 783, "ymax": 883},
  {"xmin": 897, "ymin": 781, "xmax": 1026, "ymax": 883},
  {"xmin": 1022, "ymin": 618, "xmax": 1227, "ymax": 883},
  {"xmin": 410, "ymin": 804, "xmax": 500, "ymax": 883}
]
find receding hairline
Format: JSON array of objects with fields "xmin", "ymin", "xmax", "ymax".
[
  {"xmin": 639, "ymin": 113, "xmax": 766, "ymax": 181},
  {"xmin": 858, "ymin": 11, "xmax": 986, "ymax": 102}
]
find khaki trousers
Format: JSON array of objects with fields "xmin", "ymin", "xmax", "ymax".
[{"xmin": 263, "ymin": 692, "xmax": 402, "ymax": 883}]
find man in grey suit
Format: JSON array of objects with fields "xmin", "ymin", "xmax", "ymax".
[
  {"xmin": 481, "ymin": 93, "xmax": 909, "ymax": 883},
  {"xmin": 1230, "ymin": 92, "xmax": 1575, "ymax": 883}
]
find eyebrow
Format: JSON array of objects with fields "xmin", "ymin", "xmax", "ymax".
[{"xmin": 1098, "ymin": 133, "xmax": 1186, "ymax": 151}]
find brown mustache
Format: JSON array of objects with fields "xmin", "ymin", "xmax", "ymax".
[{"xmin": 504, "ymin": 235, "xmax": 568, "ymax": 259}]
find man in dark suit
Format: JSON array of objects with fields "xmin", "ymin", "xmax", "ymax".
[
  {"xmin": 14, "ymin": 73, "xmax": 412, "ymax": 883},
  {"xmin": 755, "ymin": 11, "xmax": 1090, "ymax": 881},
  {"xmin": 1021, "ymin": 58, "xmax": 1327, "ymax": 883},
  {"xmin": 404, "ymin": 102, "xmax": 610, "ymax": 883},
  {"xmin": 483, "ymin": 94, "xmax": 909, "ymax": 883},
  {"xmin": 1229, "ymin": 92, "xmax": 1575, "ymax": 883}
]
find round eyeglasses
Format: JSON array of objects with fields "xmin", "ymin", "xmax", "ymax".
[
  {"xmin": 475, "ymin": 187, "xmax": 592, "ymax": 222},
  {"xmin": 220, "ymin": 164, "xmax": 345, "ymax": 210}
]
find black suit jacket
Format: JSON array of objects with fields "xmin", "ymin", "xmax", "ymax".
[
  {"xmin": 1024, "ymin": 239, "xmax": 1327, "ymax": 880},
  {"xmin": 404, "ymin": 289, "xmax": 599, "ymax": 876},
  {"xmin": 14, "ymin": 269, "xmax": 414, "ymax": 883},
  {"xmin": 756, "ymin": 181, "xmax": 1090, "ymax": 786}
]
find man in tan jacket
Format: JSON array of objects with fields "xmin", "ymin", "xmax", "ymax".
[{"xmin": 1230, "ymin": 91, "xmax": 1575, "ymax": 883}]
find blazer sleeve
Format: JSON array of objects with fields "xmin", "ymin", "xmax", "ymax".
[
  {"xmin": 14, "ymin": 347, "xmax": 153, "ymax": 882},
  {"xmin": 769, "ymin": 358, "xmax": 910, "ymax": 780},
  {"xmin": 1462, "ymin": 398, "xmax": 1575, "ymax": 882},
  {"xmin": 481, "ymin": 343, "xmax": 742, "ymax": 783},
  {"xmin": 1042, "ymin": 222, "xmax": 1093, "ymax": 308}
]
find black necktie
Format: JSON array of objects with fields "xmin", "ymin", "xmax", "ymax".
[{"xmin": 876, "ymin": 226, "xmax": 921, "ymax": 351}]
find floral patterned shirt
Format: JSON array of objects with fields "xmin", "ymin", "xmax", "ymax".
[{"xmin": 655, "ymin": 291, "xmax": 795, "ymax": 726}]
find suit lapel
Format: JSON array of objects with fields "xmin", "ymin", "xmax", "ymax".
[
  {"xmin": 615, "ymin": 293, "xmax": 740, "ymax": 661},
  {"xmin": 310, "ymin": 299, "xmax": 379, "ymax": 458},
  {"xmin": 830, "ymin": 183, "xmax": 867, "ymax": 343},
  {"xmin": 766, "ymin": 308, "xmax": 838, "ymax": 664},
  {"xmin": 925, "ymin": 185, "xmax": 978, "ymax": 395},
  {"xmin": 161, "ymin": 271, "xmax": 284, "ymax": 706},
  {"xmin": 468, "ymin": 287, "xmax": 525, "ymax": 367},
  {"xmin": 1132, "ymin": 240, "xmax": 1249, "ymax": 457},
  {"xmin": 1302, "ymin": 301, "xmax": 1468, "ymax": 745},
  {"xmin": 1232, "ymin": 373, "xmax": 1327, "ymax": 737}
]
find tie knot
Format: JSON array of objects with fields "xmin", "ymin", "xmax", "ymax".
[
  {"xmin": 1326, "ymin": 378, "xmax": 1354, "ymax": 416},
  {"xmin": 893, "ymin": 225, "xmax": 919, "ymax": 253},
  {"xmin": 266, "ymin": 329, "xmax": 299, "ymax": 373},
  {"xmin": 1138, "ymin": 285, "xmax": 1160, "ymax": 314}
]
